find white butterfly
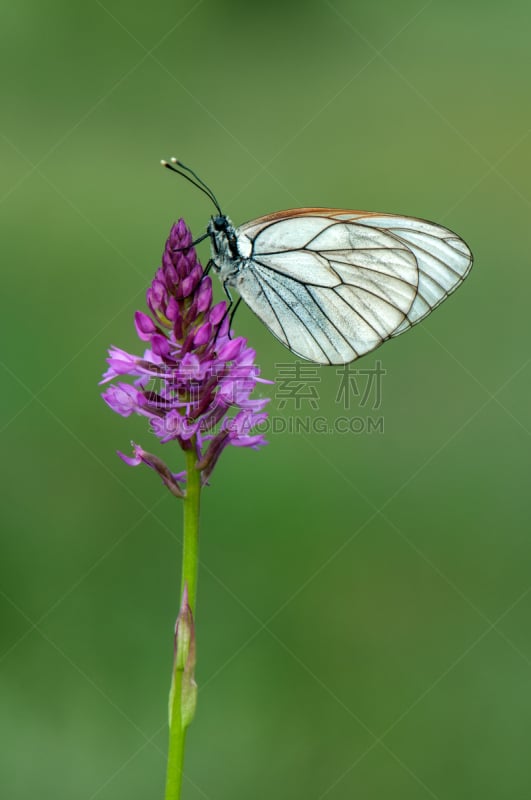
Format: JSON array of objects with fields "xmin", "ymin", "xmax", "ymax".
[{"xmin": 163, "ymin": 160, "xmax": 473, "ymax": 365}]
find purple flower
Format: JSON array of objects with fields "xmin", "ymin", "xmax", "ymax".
[{"xmin": 101, "ymin": 219, "xmax": 271, "ymax": 492}]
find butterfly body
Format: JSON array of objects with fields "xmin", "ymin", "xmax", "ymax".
[
  {"xmin": 207, "ymin": 208, "xmax": 473, "ymax": 365},
  {"xmin": 207, "ymin": 214, "xmax": 252, "ymax": 282}
]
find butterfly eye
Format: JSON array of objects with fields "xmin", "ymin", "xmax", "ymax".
[{"xmin": 213, "ymin": 215, "xmax": 226, "ymax": 231}]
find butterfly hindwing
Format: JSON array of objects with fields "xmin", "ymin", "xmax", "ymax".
[{"xmin": 350, "ymin": 213, "xmax": 473, "ymax": 334}]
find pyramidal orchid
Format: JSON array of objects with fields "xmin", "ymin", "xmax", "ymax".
[
  {"xmin": 101, "ymin": 219, "xmax": 270, "ymax": 492},
  {"xmin": 100, "ymin": 219, "xmax": 271, "ymax": 800}
]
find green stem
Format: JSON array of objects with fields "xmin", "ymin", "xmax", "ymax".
[
  {"xmin": 164, "ymin": 445, "xmax": 201, "ymax": 800},
  {"xmin": 181, "ymin": 447, "xmax": 201, "ymax": 614},
  {"xmin": 164, "ymin": 711, "xmax": 187, "ymax": 800}
]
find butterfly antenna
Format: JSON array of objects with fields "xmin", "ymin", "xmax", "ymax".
[
  {"xmin": 172, "ymin": 159, "xmax": 222, "ymax": 210},
  {"xmin": 161, "ymin": 158, "xmax": 222, "ymax": 215}
]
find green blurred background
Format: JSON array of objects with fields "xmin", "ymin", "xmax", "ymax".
[{"xmin": 2, "ymin": 0, "xmax": 531, "ymax": 797}]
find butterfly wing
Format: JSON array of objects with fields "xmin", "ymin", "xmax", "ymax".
[
  {"xmin": 336, "ymin": 212, "xmax": 474, "ymax": 334},
  {"xmin": 235, "ymin": 209, "xmax": 472, "ymax": 364}
]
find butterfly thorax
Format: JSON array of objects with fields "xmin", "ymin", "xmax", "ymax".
[{"xmin": 208, "ymin": 214, "xmax": 252, "ymax": 285}]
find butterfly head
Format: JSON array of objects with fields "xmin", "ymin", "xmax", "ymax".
[{"xmin": 211, "ymin": 214, "xmax": 229, "ymax": 232}]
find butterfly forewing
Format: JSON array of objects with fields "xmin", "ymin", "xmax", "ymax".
[
  {"xmin": 235, "ymin": 209, "xmax": 472, "ymax": 364},
  {"xmin": 352, "ymin": 214, "xmax": 473, "ymax": 334}
]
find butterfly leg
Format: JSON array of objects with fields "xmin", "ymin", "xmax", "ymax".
[
  {"xmin": 214, "ymin": 282, "xmax": 233, "ymax": 344},
  {"xmin": 220, "ymin": 282, "xmax": 243, "ymax": 330},
  {"xmin": 172, "ymin": 232, "xmax": 209, "ymax": 252},
  {"xmin": 229, "ymin": 297, "xmax": 242, "ymax": 328},
  {"xmin": 212, "ymin": 283, "xmax": 242, "ymax": 350}
]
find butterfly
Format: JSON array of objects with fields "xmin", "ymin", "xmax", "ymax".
[{"xmin": 162, "ymin": 159, "xmax": 473, "ymax": 365}]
